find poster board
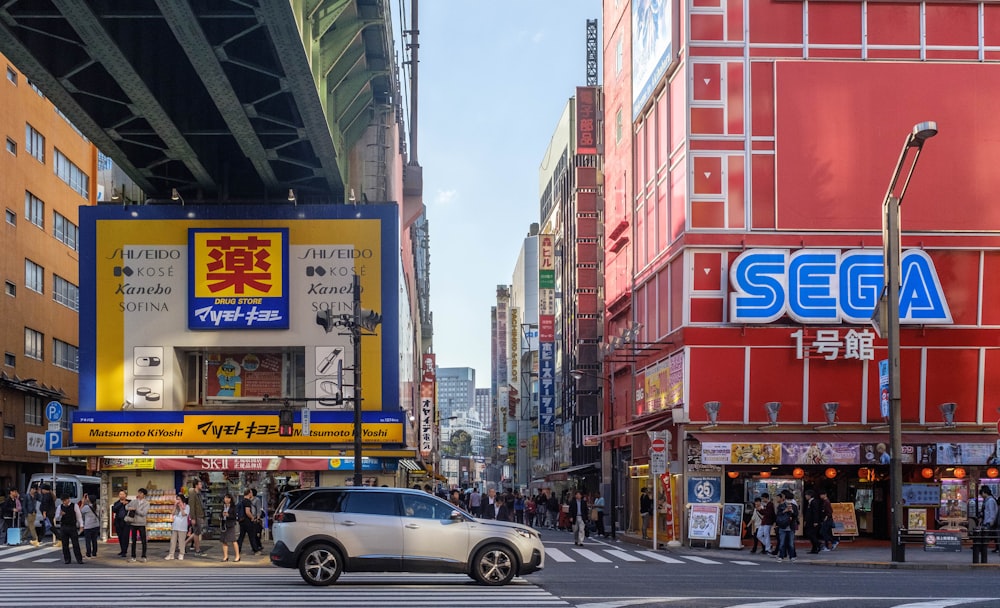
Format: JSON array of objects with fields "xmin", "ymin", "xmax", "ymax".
[
  {"xmin": 719, "ymin": 503, "xmax": 744, "ymax": 549},
  {"xmin": 688, "ymin": 504, "xmax": 720, "ymax": 543},
  {"xmin": 831, "ymin": 503, "xmax": 858, "ymax": 537},
  {"xmin": 907, "ymin": 508, "xmax": 928, "ymax": 531}
]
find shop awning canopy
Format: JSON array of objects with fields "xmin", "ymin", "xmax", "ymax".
[
  {"xmin": 542, "ymin": 461, "xmax": 600, "ymax": 482},
  {"xmin": 688, "ymin": 431, "xmax": 997, "ymax": 445},
  {"xmin": 51, "ymin": 445, "xmax": 419, "ymax": 458},
  {"xmin": 583, "ymin": 410, "xmax": 673, "ymax": 444}
]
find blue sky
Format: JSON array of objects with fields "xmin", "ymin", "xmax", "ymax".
[{"xmin": 418, "ymin": 1, "xmax": 602, "ymax": 386}]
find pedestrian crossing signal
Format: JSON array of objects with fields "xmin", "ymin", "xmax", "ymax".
[{"xmin": 279, "ymin": 408, "xmax": 294, "ymax": 437}]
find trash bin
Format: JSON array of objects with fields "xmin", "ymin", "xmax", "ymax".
[{"xmin": 972, "ymin": 527, "xmax": 988, "ymax": 564}]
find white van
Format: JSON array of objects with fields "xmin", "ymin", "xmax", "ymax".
[{"xmin": 27, "ymin": 474, "xmax": 100, "ymax": 503}]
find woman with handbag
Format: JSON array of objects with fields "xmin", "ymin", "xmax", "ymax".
[
  {"xmin": 219, "ymin": 493, "xmax": 240, "ymax": 562},
  {"xmin": 125, "ymin": 488, "xmax": 150, "ymax": 563},
  {"xmin": 591, "ymin": 491, "xmax": 606, "ymax": 537}
]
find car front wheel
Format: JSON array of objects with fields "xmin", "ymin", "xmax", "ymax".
[
  {"xmin": 298, "ymin": 543, "xmax": 343, "ymax": 586},
  {"xmin": 471, "ymin": 544, "xmax": 517, "ymax": 586}
]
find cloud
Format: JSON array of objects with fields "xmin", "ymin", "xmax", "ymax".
[
  {"xmin": 433, "ymin": 188, "xmax": 457, "ymax": 207},
  {"xmin": 532, "ymin": 30, "xmax": 545, "ymax": 44}
]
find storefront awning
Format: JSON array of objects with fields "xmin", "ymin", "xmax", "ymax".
[
  {"xmin": 688, "ymin": 431, "xmax": 997, "ymax": 445},
  {"xmin": 543, "ymin": 462, "xmax": 600, "ymax": 482},
  {"xmin": 398, "ymin": 459, "xmax": 424, "ymax": 471},
  {"xmin": 583, "ymin": 410, "xmax": 673, "ymax": 445}
]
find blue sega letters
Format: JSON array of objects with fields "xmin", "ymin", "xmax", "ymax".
[{"xmin": 729, "ymin": 248, "xmax": 951, "ymax": 325}]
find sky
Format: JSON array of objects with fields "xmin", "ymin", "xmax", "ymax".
[{"xmin": 416, "ymin": 1, "xmax": 602, "ymax": 387}]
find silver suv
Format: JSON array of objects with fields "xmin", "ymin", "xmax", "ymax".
[{"xmin": 269, "ymin": 486, "xmax": 545, "ymax": 586}]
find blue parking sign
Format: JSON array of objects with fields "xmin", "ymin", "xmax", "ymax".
[
  {"xmin": 45, "ymin": 430, "xmax": 62, "ymax": 452},
  {"xmin": 45, "ymin": 401, "xmax": 63, "ymax": 423}
]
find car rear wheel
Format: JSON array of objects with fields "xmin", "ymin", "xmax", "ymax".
[
  {"xmin": 298, "ymin": 543, "xmax": 343, "ymax": 586},
  {"xmin": 471, "ymin": 543, "xmax": 517, "ymax": 586}
]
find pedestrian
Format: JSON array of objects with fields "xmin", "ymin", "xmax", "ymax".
[
  {"xmin": 513, "ymin": 491, "xmax": 525, "ymax": 524},
  {"xmin": 187, "ymin": 479, "xmax": 207, "ymax": 556},
  {"xmin": 480, "ymin": 487, "xmax": 498, "ymax": 520},
  {"xmin": 756, "ymin": 493, "xmax": 775, "ymax": 555},
  {"xmin": 640, "ymin": 487, "xmax": 653, "ymax": 539},
  {"xmin": 558, "ymin": 490, "xmax": 571, "ymax": 530},
  {"xmin": 568, "ymin": 490, "xmax": 589, "ymax": 546},
  {"xmin": 219, "ymin": 493, "xmax": 240, "ymax": 562},
  {"xmin": 773, "ymin": 490, "xmax": 799, "ymax": 562},
  {"xmin": 748, "ymin": 498, "xmax": 763, "ymax": 553},
  {"xmin": 525, "ymin": 494, "xmax": 537, "ymax": 527},
  {"xmin": 250, "ymin": 487, "xmax": 265, "ymax": 550},
  {"xmin": 165, "ymin": 494, "xmax": 189, "ymax": 560},
  {"xmin": 237, "ymin": 489, "xmax": 262, "ymax": 556},
  {"xmin": 803, "ymin": 489, "xmax": 822, "ymax": 554},
  {"xmin": 39, "ymin": 484, "xmax": 57, "ymax": 546},
  {"xmin": 0, "ymin": 488, "xmax": 20, "ymax": 545},
  {"xmin": 80, "ymin": 493, "xmax": 100, "ymax": 558},
  {"xmin": 126, "ymin": 488, "xmax": 150, "ymax": 562},
  {"xmin": 592, "ymin": 491, "xmax": 606, "ymax": 537},
  {"xmin": 819, "ymin": 489, "xmax": 838, "ymax": 551},
  {"xmin": 21, "ymin": 485, "xmax": 39, "ymax": 546},
  {"xmin": 111, "ymin": 490, "xmax": 131, "ymax": 557},
  {"xmin": 54, "ymin": 494, "xmax": 83, "ymax": 564},
  {"xmin": 546, "ymin": 490, "xmax": 560, "ymax": 529},
  {"xmin": 469, "ymin": 486, "xmax": 482, "ymax": 518},
  {"xmin": 979, "ymin": 486, "xmax": 999, "ymax": 553}
]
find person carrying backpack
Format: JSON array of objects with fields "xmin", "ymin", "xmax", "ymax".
[{"xmin": 774, "ymin": 489, "xmax": 799, "ymax": 562}]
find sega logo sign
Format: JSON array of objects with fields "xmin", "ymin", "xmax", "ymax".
[{"xmin": 729, "ymin": 249, "xmax": 951, "ymax": 324}]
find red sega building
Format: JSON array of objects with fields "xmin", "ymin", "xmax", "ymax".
[{"xmin": 600, "ymin": 0, "xmax": 1000, "ymax": 542}]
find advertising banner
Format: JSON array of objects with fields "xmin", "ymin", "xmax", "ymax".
[
  {"xmin": 688, "ymin": 504, "xmax": 719, "ymax": 540},
  {"xmin": 687, "ymin": 476, "xmax": 721, "ymax": 504},
  {"xmin": 419, "ymin": 383, "xmax": 434, "ymax": 458},
  {"xmin": 719, "ymin": 503, "xmax": 744, "ymax": 549},
  {"xmin": 781, "ymin": 443, "xmax": 860, "ymax": 465},
  {"xmin": 576, "ymin": 86, "xmax": 598, "ymax": 155},
  {"xmin": 71, "ymin": 410, "xmax": 404, "ymax": 445}
]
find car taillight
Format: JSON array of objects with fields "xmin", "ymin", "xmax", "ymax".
[{"xmin": 274, "ymin": 512, "xmax": 295, "ymax": 523}]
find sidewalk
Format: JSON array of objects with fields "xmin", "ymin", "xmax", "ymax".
[{"xmin": 614, "ymin": 530, "xmax": 1000, "ymax": 570}]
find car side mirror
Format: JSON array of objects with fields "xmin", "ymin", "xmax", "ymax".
[{"xmin": 450, "ymin": 510, "xmax": 464, "ymax": 520}]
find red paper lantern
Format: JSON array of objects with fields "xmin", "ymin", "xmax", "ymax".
[
  {"xmin": 921, "ymin": 468, "xmax": 934, "ymax": 479},
  {"xmin": 824, "ymin": 468, "xmax": 837, "ymax": 479},
  {"xmin": 953, "ymin": 467, "xmax": 967, "ymax": 479},
  {"xmin": 759, "ymin": 471, "xmax": 772, "ymax": 479},
  {"xmin": 988, "ymin": 467, "xmax": 999, "ymax": 479},
  {"xmin": 792, "ymin": 468, "xmax": 805, "ymax": 479},
  {"xmin": 727, "ymin": 471, "xmax": 739, "ymax": 479}
]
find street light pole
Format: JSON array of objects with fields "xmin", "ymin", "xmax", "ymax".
[{"xmin": 882, "ymin": 121, "xmax": 938, "ymax": 563}]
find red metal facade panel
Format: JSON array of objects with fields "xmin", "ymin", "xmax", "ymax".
[
  {"xmin": 690, "ymin": 297, "xmax": 724, "ymax": 324},
  {"xmin": 985, "ymin": 351, "xmax": 1000, "ymax": 418},
  {"xmin": 726, "ymin": 61, "xmax": 744, "ymax": 134},
  {"xmin": 748, "ymin": 1, "xmax": 803, "ymax": 45},
  {"xmin": 805, "ymin": 358, "xmax": 864, "ymax": 424},
  {"xmin": 861, "ymin": 348, "xmax": 925, "ymax": 423},
  {"xmin": 925, "ymin": 4, "xmax": 979, "ymax": 47},
  {"xmin": 985, "ymin": 7, "xmax": 1000, "ymax": 47},
  {"xmin": 749, "ymin": 62, "xmax": 774, "ymax": 137},
  {"xmin": 646, "ymin": 194, "xmax": 658, "ymax": 257},
  {"xmin": 727, "ymin": 154, "xmax": 745, "ymax": 229},
  {"xmin": 775, "ymin": 61, "xmax": 1000, "ymax": 232},
  {"xmin": 808, "ymin": 3, "xmax": 862, "ymax": 45},
  {"xmin": 657, "ymin": 94, "xmax": 670, "ymax": 166},
  {"xmin": 748, "ymin": 348, "xmax": 804, "ymax": 424},
  {"xmin": 867, "ymin": 3, "xmax": 921, "ymax": 46},
  {"xmin": 691, "ymin": 107, "xmax": 725, "ymax": 135},
  {"xmin": 692, "ymin": 201, "xmax": 725, "ymax": 229},
  {"xmin": 809, "ymin": 47, "xmax": 863, "ymax": 59},
  {"xmin": 750, "ymin": 154, "xmax": 775, "ymax": 229},
  {"xmin": 657, "ymin": 268, "xmax": 672, "ymax": 336},
  {"xmin": 930, "ymin": 250, "xmax": 982, "ymax": 327},
  {"xmin": 657, "ymin": 187, "xmax": 668, "ymax": 256},
  {"xmin": 983, "ymin": 253, "xmax": 1000, "ymax": 326},
  {"xmin": 693, "ymin": 156, "xmax": 723, "ymax": 195},
  {"xmin": 671, "ymin": 75, "xmax": 686, "ymax": 151},
  {"xmin": 923, "ymin": 349, "xmax": 981, "ymax": 425},
  {"xmin": 688, "ymin": 347, "xmax": 746, "ymax": 423},
  {"xmin": 670, "ymin": 162, "xmax": 686, "ymax": 242},
  {"xmin": 727, "ymin": 0, "xmax": 744, "ymax": 42},
  {"xmin": 693, "ymin": 62, "xmax": 722, "ymax": 101},
  {"xmin": 691, "ymin": 13, "xmax": 725, "ymax": 41},
  {"xmin": 670, "ymin": 259, "xmax": 684, "ymax": 330},
  {"xmin": 692, "ymin": 252, "xmax": 722, "ymax": 291}
]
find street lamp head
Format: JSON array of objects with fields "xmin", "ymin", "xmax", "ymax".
[{"xmin": 908, "ymin": 121, "xmax": 938, "ymax": 147}]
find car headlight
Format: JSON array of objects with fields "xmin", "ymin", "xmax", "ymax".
[{"xmin": 513, "ymin": 527, "xmax": 537, "ymax": 540}]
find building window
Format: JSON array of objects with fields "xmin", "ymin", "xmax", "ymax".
[
  {"xmin": 5, "ymin": 66, "xmax": 15, "ymax": 85},
  {"xmin": 24, "ymin": 395, "xmax": 42, "ymax": 426},
  {"xmin": 53, "ymin": 275, "xmax": 79, "ymax": 311},
  {"xmin": 5, "ymin": 209, "xmax": 15, "ymax": 225},
  {"xmin": 28, "ymin": 80, "xmax": 44, "ymax": 97},
  {"xmin": 616, "ymin": 37, "xmax": 623, "ymax": 76},
  {"xmin": 25, "ymin": 191, "xmax": 43, "ymax": 228},
  {"xmin": 3, "ymin": 352, "xmax": 14, "ymax": 367},
  {"xmin": 25, "ymin": 258, "xmax": 43, "ymax": 294},
  {"xmin": 24, "ymin": 327, "xmax": 42, "ymax": 360},
  {"xmin": 5, "ymin": 137, "xmax": 15, "ymax": 155},
  {"xmin": 25, "ymin": 123, "xmax": 44, "ymax": 163},
  {"xmin": 5, "ymin": 281, "xmax": 15, "ymax": 297},
  {"xmin": 53, "ymin": 211, "xmax": 78, "ymax": 250},
  {"xmin": 616, "ymin": 108, "xmax": 623, "ymax": 144},
  {"xmin": 3, "ymin": 425, "xmax": 13, "ymax": 439},
  {"xmin": 60, "ymin": 405, "xmax": 75, "ymax": 431},
  {"xmin": 53, "ymin": 339, "xmax": 78, "ymax": 372},
  {"xmin": 54, "ymin": 149, "xmax": 89, "ymax": 198}
]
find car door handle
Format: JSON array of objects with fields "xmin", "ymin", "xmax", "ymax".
[
  {"xmin": 405, "ymin": 523, "xmax": 420, "ymax": 529},
  {"xmin": 341, "ymin": 520, "xmax": 357, "ymax": 526}
]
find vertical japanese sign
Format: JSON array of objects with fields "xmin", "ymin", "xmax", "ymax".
[
  {"xmin": 188, "ymin": 228, "xmax": 288, "ymax": 329},
  {"xmin": 496, "ymin": 291, "xmax": 509, "ymax": 425},
  {"xmin": 538, "ymin": 233, "xmax": 556, "ymax": 433},
  {"xmin": 576, "ymin": 86, "xmax": 599, "ymax": 155},
  {"xmin": 419, "ymin": 353, "xmax": 436, "ymax": 458},
  {"xmin": 510, "ymin": 306, "xmax": 520, "ymax": 418},
  {"xmin": 879, "ymin": 359, "xmax": 890, "ymax": 420}
]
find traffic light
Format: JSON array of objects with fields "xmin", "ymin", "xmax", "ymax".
[
  {"xmin": 278, "ymin": 408, "xmax": 294, "ymax": 437},
  {"xmin": 358, "ymin": 308, "xmax": 382, "ymax": 332},
  {"xmin": 316, "ymin": 310, "xmax": 335, "ymax": 333}
]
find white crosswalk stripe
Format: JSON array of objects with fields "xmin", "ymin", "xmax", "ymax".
[
  {"xmin": 0, "ymin": 568, "xmax": 569, "ymax": 606},
  {"xmin": 604, "ymin": 549, "xmax": 644, "ymax": 562},
  {"xmin": 637, "ymin": 550, "xmax": 685, "ymax": 563},
  {"xmin": 572, "ymin": 548, "xmax": 613, "ymax": 562},
  {"xmin": 0, "ymin": 544, "xmax": 62, "ymax": 563},
  {"xmin": 676, "ymin": 554, "xmax": 723, "ymax": 564},
  {"xmin": 544, "ymin": 547, "xmax": 575, "ymax": 562},
  {"xmin": 542, "ymin": 544, "xmax": 765, "ymax": 566}
]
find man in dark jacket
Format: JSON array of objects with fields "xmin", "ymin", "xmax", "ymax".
[
  {"xmin": 39, "ymin": 485, "xmax": 57, "ymax": 546},
  {"xmin": 567, "ymin": 490, "xmax": 590, "ymax": 546},
  {"xmin": 756, "ymin": 493, "xmax": 776, "ymax": 555},
  {"xmin": 803, "ymin": 489, "xmax": 823, "ymax": 554},
  {"xmin": 22, "ymin": 486, "xmax": 39, "ymax": 546}
]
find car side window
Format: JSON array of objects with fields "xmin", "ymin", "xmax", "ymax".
[
  {"xmin": 295, "ymin": 490, "xmax": 343, "ymax": 513},
  {"xmin": 402, "ymin": 494, "xmax": 445, "ymax": 520},
  {"xmin": 341, "ymin": 491, "xmax": 399, "ymax": 516}
]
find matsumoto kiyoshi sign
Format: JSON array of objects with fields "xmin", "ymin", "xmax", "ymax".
[{"xmin": 729, "ymin": 249, "xmax": 951, "ymax": 324}]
